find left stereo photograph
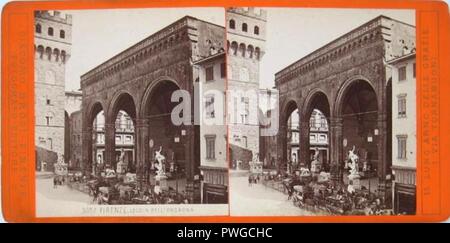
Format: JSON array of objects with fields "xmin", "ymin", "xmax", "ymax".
[{"xmin": 33, "ymin": 8, "xmax": 229, "ymax": 217}]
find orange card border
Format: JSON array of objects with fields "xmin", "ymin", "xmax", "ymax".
[{"xmin": 1, "ymin": 0, "xmax": 449, "ymax": 223}]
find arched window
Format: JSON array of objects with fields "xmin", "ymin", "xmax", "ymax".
[
  {"xmin": 255, "ymin": 47, "xmax": 261, "ymax": 60},
  {"xmin": 36, "ymin": 24, "xmax": 41, "ymax": 33},
  {"xmin": 242, "ymin": 23, "xmax": 248, "ymax": 32},
  {"xmin": 247, "ymin": 45, "xmax": 254, "ymax": 58},
  {"xmin": 254, "ymin": 26, "xmax": 259, "ymax": 35},
  {"xmin": 230, "ymin": 42, "xmax": 238, "ymax": 55},
  {"xmin": 61, "ymin": 50, "xmax": 66, "ymax": 63},
  {"xmin": 53, "ymin": 48, "xmax": 60, "ymax": 62},
  {"xmin": 45, "ymin": 47, "xmax": 52, "ymax": 60},
  {"xmin": 48, "ymin": 27, "xmax": 54, "ymax": 36},
  {"xmin": 229, "ymin": 19, "xmax": 235, "ymax": 29},
  {"xmin": 37, "ymin": 45, "xmax": 44, "ymax": 59},
  {"xmin": 239, "ymin": 43, "xmax": 246, "ymax": 57},
  {"xmin": 60, "ymin": 30, "xmax": 65, "ymax": 39}
]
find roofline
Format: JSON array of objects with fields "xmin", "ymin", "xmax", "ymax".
[
  {"xmin": 387, "ymin": 52, "xmax": 416, "ymax": 64},
  {"xmin": 81, "ymin": 15, "xmax": 224, "ymax": 80},
  {"xmin": 193, "ymin": 51, "xmax": 225, "ymax": 65},
  {"xmin": 275, "ymin": 15, "xmax": 415, "ymax": 78}
]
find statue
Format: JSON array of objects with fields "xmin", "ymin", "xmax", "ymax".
[
  {"xmin": 346, "ymin": 146, "xmax": 361, "ymax": 189},
  {"xmin": 154, "ymin": 146, "xmax": 166, "ymax": 177},
  {"xmin": 310, "ymin": 148, "xmax": 321, "ymax": 174},
  {"xmin": 116, "ymin": 148, "xmax": 126, "ymax": 174},
  {"xmin": 347, "ymin": 146, "xmax": 359, "ymax": 176}
]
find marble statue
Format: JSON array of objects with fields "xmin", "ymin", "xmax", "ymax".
[
  {"xmin": 154, "ymin": 146, "xmax": 166, "ymax": 177},
  {"xmin": 347, "ymin": 146, "xmax": 359, "ymax": 176}
]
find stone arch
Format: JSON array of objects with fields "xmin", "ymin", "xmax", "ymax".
[
  {"xmin": 302, "ymin": 88, "xmax": 331, "ymax": 119},
  {"xmin": 333, "ymin": 75, "xmax": 378, "ymax": 117},
  {"xmin": 139, "ymin": 76, "xmax": 181, "ymax": 118},
  {"xmin": 107, "ymin": 91, "xmax": 138, "ymax": 124}
]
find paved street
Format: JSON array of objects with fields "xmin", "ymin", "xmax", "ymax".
[
  {"xmin": 230, "ymin": 174, "xmax": 323, "ymax": 216},
  {"xmin": 36, "ymin": 175, "xmax": 93, "ymax": 217}
]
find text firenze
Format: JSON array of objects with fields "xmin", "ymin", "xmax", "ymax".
[
  {"xmin": 177, "ymin": 227, "xmax": 273, "ymax": 240},
  {"xmin": 170, "ymin": 85, "xmax": 279, "ymax": 136}
]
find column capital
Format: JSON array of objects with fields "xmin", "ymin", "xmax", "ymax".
[
  {"xmin": 135, "ymin": 118, "xmax": 149, "ymax": 127},
  {"xmin": 329, "ymin": 117, "xmax": 343, "ymax": 127}
]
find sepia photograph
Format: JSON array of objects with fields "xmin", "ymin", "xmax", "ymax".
[
  {"xmin": 227, "ymin": 7, "xmax": 417, "ymax": 216},
  {"xmin": 34, "ymin": 8, "xmax": 229, "ymax": 217}
]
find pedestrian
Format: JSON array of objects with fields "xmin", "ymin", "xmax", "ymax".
[
  {"xmin": 53, "ymin": 176, "xmax": 57, "ymax": 189},
  {"xmin": 256, "ymin": 174, "xmax": 260, "ymax": 184},
  {"xmin": 248, "ymin": 175, "xmax": 252, "ymax": 187}
]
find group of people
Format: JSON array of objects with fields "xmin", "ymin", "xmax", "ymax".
[
  {"xmin": 53, "ymin": 176, "xmax": 65, "ymax": 189},
  {"xmin": 248, "ymin": 174, "xmax": 260, "ymax": 187}
]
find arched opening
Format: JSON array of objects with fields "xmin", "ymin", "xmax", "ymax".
[
  {"xmin": 110, "ymin": 93, "xmax": 137, "ymax": 171},
  {"xmin": 142, "ymin": 80, "xmax": 184, "ymax": 182},
  {"xmin": 230, "ymin": 41, "xmax": 238, "ymax": 55},
  {"xmin": 282, "ymin": 101, "xmax": 298, "ymax": 173},
  {"xmin": 229, "ymin": 19, "xmax": 235, "ymax": 29},
  {"xmin": 48, "ymin": 27, "xmax": 54, "ymax": 36},
  {"xmin": 60, "ymin": 30, "xmax": 65, "ymax": 39},
  {"xmin": 239, "ymin": 43, "xmax": 246, "ymax": 57},
  {"xmin": 304, "ymin": 91, "xmax": 330, "ymax": 171},
  {"xmin": 254, "ymin": 26, "xmax": 259, "ymax": 35},
  {"xmin": 338, "ymin": 79, "xmax": 378, "ymax": 184},
  {"xmin": 88, "ymin": 102, "xmax": 104, "ymax": 173},
  {"xmin": 242, "ymin": 23, "xmax": 248, "ymax": 32},
  {"xmin": 36, "ymin": 24, "xmax": 41, "ymax": 33}
]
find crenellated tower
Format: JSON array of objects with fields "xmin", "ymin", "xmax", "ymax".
[
  {"xmin": 34, "ymin": 10, "xmax": 72, "ymax": 171},
  {"xmin": 227, "ymin": 7, "xmax": 267, "ymax": 167}
]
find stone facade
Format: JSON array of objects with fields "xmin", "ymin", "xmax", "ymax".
[
  {"xmin": 275, "ymin": 16, "xmax": 415, "ymax": 190},
  {"xmin": 34, "ymin": 11, "xmax": 72, "ymax": 171},
  {"xmin": 226, "ymin": 7, "xmax": 266, "ymax": 168},
  {"xmin": 195, "ymin": 52, "xmax": 228, "ymax": 203},
  {"xmin": 80, "ymin": 16, "xmax": 225, "ymax": 191},
  {"xmin": 69, "ymin": 110, "xmax": 82, "ymax": 169},
  {"xmin": 388, "ymin": 52, "xmax": 416, "ymax": 214}
]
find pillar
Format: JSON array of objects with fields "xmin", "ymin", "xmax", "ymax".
[
  {"xmin": 81, "ymin": 125, "xmax": 92, "ymax": 174},
  {"xmin": 377, "ymin": 112, "xmax": 388, "ymax": 195},
  {"xmin": 329, "ymin": 116, "xmax": 343, "ymax": 185},
  {"xmin": 277, "ymin": 124, "xmax": 287, "ymax": 170},
  {"xmin": 299, "ymin": 119, "xmax": 310, "ymax": 168},
  {"xmin": 104, "ymin": 123, "xmax": 115, "ymax": 169},
  {"xmin": 135, "ymin": 118, "xmax": 149, "ymax": 185}
]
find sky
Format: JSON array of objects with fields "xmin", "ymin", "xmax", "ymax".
[
  {"xmin": 63, "ymin": 7, "xmax": 414, "ymax": 91},
  {"xmin": 259, "ymin": 8, "xmax": 415, "ymax": 89},
  {"xmin": 64, "ymin": 8, "xmax": 224, "ymax": 91}
]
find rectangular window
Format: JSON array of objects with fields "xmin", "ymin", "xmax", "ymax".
[
  {"xmin": 220, "ymin": 62, "xmax": 226, "ymax": 78},
  {"xmin": 205, "ymin": 95, "xmax": 215, "ymax": 119},
  {"xmin": 243, "ymin": 136, "xmax": 248, "ymax": 148},
  {"xmin": 397, "ymin": 135, "xmax": 407, "ymax": 159},
  {"xmin": 398, "ymin": 66, "xmax": 406, "ymax": 81},
  {"xmin": 125, "ymin": 135, "xmax": 132, "ymax": 142},
  {"xmin": 115, "ymin": 135, "xmax": 121, "ymax": 143},
  {"xmin": 243, "ymin": 97, "xmax": 249, "ymax": 124},
  {"xmin": 413, "ymin": 63, "xmax": 416, "ymax": 78},
  {"xmin": 48, "ymin": 138, "xmax": 53, "ymax": 150},
  {"xmin": 206, "ymin": 66, "xmax": 214, "ymax": 81},
  {"xmin": 398, "ymin": 94, "xmax": 407, "ymax": 117},
  {"xmin": 205, "ymin": 135, "xmax": 216, "ymax": 160},
  {"xmin": 46, "ymin": 99, "xmax": 51, "ymax": 105}
]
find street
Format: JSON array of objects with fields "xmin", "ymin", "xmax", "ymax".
[
  {"xmin": 229, "ymin": 174, "xmax": 323, "ymax": 216},
  {"xmin": 36, "ymin": 174, "xmax": 93, "ymax": 217}
]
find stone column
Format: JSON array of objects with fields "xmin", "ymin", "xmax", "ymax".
[
  {"xmin": 329, "ymin": 116, "xmax": 343, "ymax": 185},
  {"xmin": 135, "ymin": 118, "xmax": 149, "ymax": 186},
  {"xmin": 104, "ymin": 123, "xmax": 116, "ymax": 169},
  {"xmin": 81, "ymin": 125, "xmax": 92, "ymax": 174},
  {"xmin": 377, "ymin": 112, "xmax": 388, "ymax": 196},
  {"xmin": 299, "ymin": 119, "xmax": 310, "ymax": 168},
  {"xmin": 277, "ymin": 124, "xmax": 287, "ymax": 170}
]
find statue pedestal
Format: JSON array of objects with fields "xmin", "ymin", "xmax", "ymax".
[
  {"xmin": 348, "ymin": 174, "xmax": 361, "ymax": 190},
  {"xmin": 155, "ymin": 175, "xmax": 168, "ymax": 191}
]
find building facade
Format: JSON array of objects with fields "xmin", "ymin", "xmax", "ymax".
[
  {"xmin": 80, "ymin": 16, "xmax": 225, "ymax": 200},
  {"xmin": 227, "ymin": 7, "xmax": 266, "ymax": 169},
  {"xmin": 65, "ymin": 91, "xmax": 82, "ymax": 165},
  {"xmin": 389, "ymin": 52, "xmax": 416, "ymax": 215},
  {"xmin": 195, "ymin": 51, "xmax": 228, "ymax": 203},
  {"xmin": 34, "ymin": 11, "xmax": 72, "ymax": 171},
  {"xmin": 275, "ymin": 16, "xmax": 415, "ymax": 195},
  {"xmin": 69, "ymin": 110, "xmax": 82, "ymax": 169}
]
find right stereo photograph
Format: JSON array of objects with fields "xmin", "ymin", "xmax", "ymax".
[{"xmin": 226, "ymin": 7, "xmax": 416, "ymax": 216}]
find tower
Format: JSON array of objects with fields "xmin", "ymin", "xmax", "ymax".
[
  {"xmin": 34, "ymin": 10, "xmax": 72, "ymax": 171},
  {"xmin": 226, "ymin": 7, "xmax": 266, "ymax": 167}
]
